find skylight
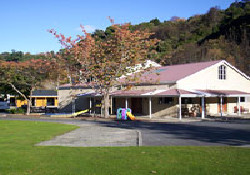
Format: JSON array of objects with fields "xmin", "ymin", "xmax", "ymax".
[{"xmin": 154, "ymin": 68, "xmax": 167, "ymax": 73}]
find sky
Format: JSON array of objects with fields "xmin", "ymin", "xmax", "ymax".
[{"xmin": 0, "ymin": 0, "xmax": 236, "ymax": 54}]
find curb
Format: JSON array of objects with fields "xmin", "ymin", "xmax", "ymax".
[{"xmin": 136, "ymin": 130, "xmax": 142, "ymax": 146}]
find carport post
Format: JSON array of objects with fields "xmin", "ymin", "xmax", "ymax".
[
  {"xmin": 238, "ymin": 96, "xmax": 241, "ymax": 116},
  {"xmin": 125, "ymin": 97, "xmax": 128, "ymax": 109},
  {"xmin": 179, "ymin": 96, "xmax": 182, "ymax": 120},
  {"xmin": 149, "ymin": 97, "xmax": 152, "ymax": 119},
  {"xmin": 93, "ymin": 97, "xmax": 96, "ymax": 116},
  {"xmin": 110, "ymin": 96, "xmax": 112, "ymax": 115},
  {"xmin": 90, "ymin": 97, "xmax": 92, "ymax": 114},
  {"xmin": 72, "ymin": 97, "xmax": 75, "ymax": 114},
  {"xmin": 220, "ymin": 96, "xmax": 223, "ymax": 117},
  {"xmin": 201, "ymin": 96, "xmax": 205, "ymax": 119}
]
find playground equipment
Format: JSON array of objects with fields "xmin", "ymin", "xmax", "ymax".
[
  {"xmin": 126, "ymin": 111, "xmax": 135, "ymax": 120},
  {"xmin": 72, "ymin": 109, "xmax": 90, "ymax": 117},
  {"xmin": 72, "ymin": 104, "xmax": 101, "ymax": 117},
  {"xmin": 116, "ymin": 108, "xmax": 135, "ymax": 120}
]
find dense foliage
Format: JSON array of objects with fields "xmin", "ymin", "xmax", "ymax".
[
  {"xmin": 49, "ymin": 18, "xmax": 158, "ymax": 117},
  {"xmin": 1, "ymin": 0, "xmax": 249, "ymax": 77},
  {"xmin": 0, "ymin": 50, "xmax": 56, "ymax": 62},
  {"xmin": 0, "ymin": 59, "xmax": 58, "ymax": 114},
  {"xmin": 92, "ymin": 0, "xmax": 250, "ymax": 75}
]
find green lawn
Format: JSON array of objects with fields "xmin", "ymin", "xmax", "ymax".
[{"xmin": 0, "ymin": 120, "xmax": 250, "ymax": 175}]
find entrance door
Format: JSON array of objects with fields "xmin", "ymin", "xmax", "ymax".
[
  {"xmin": 131, "ymin": 98, "xmax": 142, "ymax": 114},
  {"xmin": 217, "ymin": 97, "xmax": 227, "ymax": 113}
]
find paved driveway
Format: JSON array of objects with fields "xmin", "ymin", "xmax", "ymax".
[
  {"xmin": 91, "ymin": 120, "xmax": 250, "ymax": 146},
  {"xmin": 1, "ymin": 116, "xmax": 250, "ymax": 147}
]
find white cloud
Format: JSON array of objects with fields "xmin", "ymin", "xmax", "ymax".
[{"xmin": 76, "ymin": 25, "xmax": 96, "ymax": 33}]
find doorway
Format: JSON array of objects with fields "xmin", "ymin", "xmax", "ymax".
[{"xmin": 131, "ymin": 98, "xmax": 142, "ymax": 114}]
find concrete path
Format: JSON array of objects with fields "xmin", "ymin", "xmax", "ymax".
[{"xmin": 36, "ymin": 124, "xmax": 139, "ymax": 147}]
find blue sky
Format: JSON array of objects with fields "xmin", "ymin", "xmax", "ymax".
[{"xmin": 0, "ymin": 0, "xmax": 235, "ymax": 54}]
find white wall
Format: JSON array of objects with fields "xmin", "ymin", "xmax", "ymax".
[
  {"xmin": 177, "ymin": 62, "xmax": 250, "ymax": 115},
  {"xmin": 177, "ymin": 62, "xmax": 250, "ymax": 92}
]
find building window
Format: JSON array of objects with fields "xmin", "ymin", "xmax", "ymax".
[
  {"xmin": 159, "ymin": 97, "xmax": 173, "ymax": 104},
  {"xmin": 10, "ymin": 98, "xmax": 16, "ymax": 106},
  {"xmin": 240, "ymin": 97, "xmax": 245, "ymax": 102},
  {"xmin": 31, "ymin": 98, "xmax": 35, "ymax": 106},
  {"xmin": 47, "ymin": 98, "xmax": 55, "ymax": 106},
  {"xmin": 218, "ymin": 65, "xmax": 226, "ymax": 80}
]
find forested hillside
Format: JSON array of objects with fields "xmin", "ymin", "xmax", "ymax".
[
  {"xmin": 1, "ymin": 0, "xmax": 249, "ymax": 75},
  {"xmin": 0, "ymin": 50, "xmax": 54, "ymax": 62},
  {"xmin": 94, "ymin": 0, "xmax": 250, "ymax": 75}
]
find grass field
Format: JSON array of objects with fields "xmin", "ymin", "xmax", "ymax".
[{"xmin": 0, "ymin": 120, "xmax": 250, "ymax": 175}]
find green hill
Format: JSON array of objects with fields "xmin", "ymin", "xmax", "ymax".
[{"xmin": 94, "ymin": 0, "xmax": 250, "ymax": 75}]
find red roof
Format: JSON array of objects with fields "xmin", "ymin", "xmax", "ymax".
[
  {"xmin": 111, "ymin": 89, "xmax": 198, "ymax": 97},
  {"xmin": 111, "ymin": 90, "xmax": 152, "ymax": 96},
  {"xmin": 156, "ymin": 89, "xmax": 197, "ymax": 96},
  {"xmin": 141, "ymin": 60, "xmax": 221, "ymax": 83},
  {"xmin": 196, "ymin": 90, "xmax": 250, "ymax": 96},
  {"xmin": 119, "ymin": 60, "xmax": 221, "ymax": 84},
  {"xmin": 60, "ymin": 61, "xmax": 222, "ymax": 87},
  {"xmin": 111, "ymin": 89, "xmax": 250, "ymax": 97}
]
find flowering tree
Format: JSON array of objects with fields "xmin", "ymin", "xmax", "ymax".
[
  {"xmin": 0, "ymin": 59, "xmax": 58, "ymax": 114},
  {"xmin": 49, "ymin": 18, "xmax": 158, "ymax": 117}
]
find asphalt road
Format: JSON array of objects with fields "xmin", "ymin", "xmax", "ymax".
[{"xmin": 1, "ymin": 116, "xmax": 250, "ymax": 146}]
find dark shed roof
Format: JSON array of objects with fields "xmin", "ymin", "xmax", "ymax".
[{"xmin": 32, "ymin": 90, "xmax": 57, "ymax": 96}]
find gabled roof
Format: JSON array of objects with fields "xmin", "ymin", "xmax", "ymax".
[
  {"xmin": 136, "ymin": 60, "xmax": 221, "ymax": 84},
  {"xmin": 223, "ymin": 61, "xmax": 250, "ymax": 80},
  {"xmin": 60, "ymin": 60, "xmax": 249, "ymax": 87}
]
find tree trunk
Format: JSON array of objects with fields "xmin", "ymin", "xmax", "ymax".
[
  {"xmin": 26, "ymin": 87, "xmax": 33, "ymax": 115},
  {"xmin": 26, "ymin": 99, "xmax": 31, "ymax": 115},
  {"xmin": 70, "ymin": 85, "xmax": 76, "ymax": 114},
  {"xmin": 9, "ymin": 83, "xmax": 31, "ymax": 115},
  {"xmin": 103, "ymin": 90, "xmax": 110, "ymax": 118}
]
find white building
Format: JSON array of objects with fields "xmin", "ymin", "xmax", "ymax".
[
  {"xmin": 59, "ymin": 60, "xmax": 250, "ymax": 119},
  {"xmin": 111, "ymin": 60, "xmax": 250, "ymax": 119}
]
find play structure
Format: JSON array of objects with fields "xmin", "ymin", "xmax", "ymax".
[
  {"xmin": 72, "ymin": 109, "xmax": 90, "ymax": 117},
  {"xmin": 72, "ymin": 104, "xmax": 102, "ymax": 117},
  {"xmin": 116, "ymin": 108, "xmax": 135, "ymax": 120}
]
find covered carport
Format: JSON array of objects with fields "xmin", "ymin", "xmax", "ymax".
[
  {"xmin": 196, "ymin": 90, "xmax": 250, "ymax": 117},
  {"xmin": 112, "ymin": 89, "xmax": 250, "ymax": 120},
  {"xmin": 112, "ymin": 89, "xmax": 204, "ymax": 120}
]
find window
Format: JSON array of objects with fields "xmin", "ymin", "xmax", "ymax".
[
  {"xmin": 10, "ymin": 98, "xmax": 16, "ymax": 106},
  {"xmin": 240, "ymin": 97, "xmax": 245, "ymax": 102},
  {"xmin": 218, "ymin": 65, "xmax": 226, "ymax": 80},
  {"xmin": 159, "ymin": 97, "xmax": 173, "ymax": 104},
  {"xmin": 31, "ymin": 98, "xmax": 35, "ymax": 106},
  {"xmin": 47, "ymin": 98, "xmax": 55, "ymax": 106}
]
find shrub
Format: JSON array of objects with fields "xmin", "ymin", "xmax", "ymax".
[{"xmin": 6, "ymin": 108, "xmax": 26, "ymax": 114}]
